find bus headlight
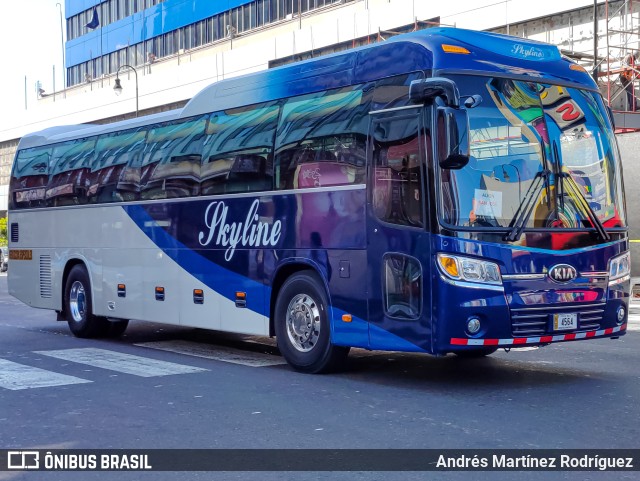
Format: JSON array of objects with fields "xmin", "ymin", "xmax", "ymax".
[
  {"xmin": 608, "ymin": 252, "xmax": 631, "ymax": 285},
  {"xmin": 437, "ymin": 253, "xmax": 502, "ymax": 286}
]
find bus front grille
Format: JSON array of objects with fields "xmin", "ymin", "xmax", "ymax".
[{"xmin": 510, "ymin": 303, "xmax": 606, "ymax": 336}]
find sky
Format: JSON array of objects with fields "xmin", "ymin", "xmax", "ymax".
[{"xmin": 0, "ymin": 0, "xmax": 66, "ymax": 113}]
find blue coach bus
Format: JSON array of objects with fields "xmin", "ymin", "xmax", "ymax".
[{"xmin": 8, "ymin": 27, "xmax": 629, "ymax": 372}]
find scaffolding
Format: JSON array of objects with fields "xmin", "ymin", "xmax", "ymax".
[
  {"xmin": 560, "ymin": 1, "xmax": 640, "ymax": 128},
  {"xmin": 597, "ymin": 0, "xmax": 640, "ymax": 115}
]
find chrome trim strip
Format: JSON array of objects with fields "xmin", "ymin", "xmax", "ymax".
[
  {"xmin": 502, "ymin": 274, "xmax": 546, "ymax": 280},
  {"xmin": 581, "ymin": 271, "xmax": 609, "ymax": 277},
  {"xmin": 511, "ymin": 303, "xmax": 606, "ymax": 312},
  {"xmin": 438, "ymin": 274, "xmax": 505, "ymax": 292},
  {"xmin": 9, "ymin": 184, "xmax": 367, "ymax": 212},
  {"xmin": 369, "ymin": 105, "xmax": 423, "ymax": 115},
  {"xmin": 503, "ymin": 272, "xmax": 609, "ymax": 281}
]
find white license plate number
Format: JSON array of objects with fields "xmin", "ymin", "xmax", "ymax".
[{"xmin": 553, "ymin": 313, "xmax": 578, "ymax": 331}]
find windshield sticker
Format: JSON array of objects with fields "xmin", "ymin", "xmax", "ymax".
[{"xmin": 474, "ymin": 189, "xmax": 503, "ymax": 218}]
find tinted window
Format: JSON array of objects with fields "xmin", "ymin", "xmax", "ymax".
[
  {"xmin": 372, "ymin": 113, "xmax": 426, "ymax": 227},
  {"xmin": 274, "ymin": 85, "xmax": 370, "ymax": 190},
  {"xmin": 372, "ymin": 72, "xmax": 424, "ymax": 111},
  {"xmin": 89, "ymin": 127, "xmax": 147, "ymax": 203},
  {"xmin": 383, "ymin": 254, "xmax": 422, "ymax": 319},
  {"xmin": 10, "ymin": 146, "xmax": 51, "ymax": 209},
  {"xmin": 47, "ymin": 137, "xmax": 96, "ymax": 206},
  {"xmin": 201, "ymin": 101, "xmax": 279, "ymax": 195},
  {"xmin": 139, "ymin": 116, "xmax": 207, "ymax": 200}
]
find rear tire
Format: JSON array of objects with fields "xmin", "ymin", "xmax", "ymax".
[
  {"xmin": 64, "ymin": 264, "xmax": 109, "ymax": 338},
  {"xmin": 275, "ymin": 271, "xmax": 349, "ymax": 373}
]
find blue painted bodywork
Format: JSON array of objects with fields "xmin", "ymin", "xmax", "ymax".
[{"xmin": 22, "ymin": 26, "xmax": 629, "ymax": 353}]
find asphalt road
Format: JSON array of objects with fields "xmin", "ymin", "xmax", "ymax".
[{"xmin": 0, "ymin": 272, "xmax": 638, "ymax": 481}]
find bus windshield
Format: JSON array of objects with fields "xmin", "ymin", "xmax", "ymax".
[{"xmin": 439, "ymin": 75, "xmax": 626, "ymax": 237}]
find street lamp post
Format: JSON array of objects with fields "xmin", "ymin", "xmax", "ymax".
[
  {"xmin": 113, "ymin": 64, "xmax": 139, "ymax": 117},
  {"xmin": 56, "ymin": 3, "xmax": 66, "ymax": 92}
]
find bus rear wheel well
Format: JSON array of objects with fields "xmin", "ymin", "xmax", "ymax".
[
  {"xmin": 269, "ymin": 264, "xmax": 324, "ymax": 337},
  {"xmin": 60, "ymin": 259, "xmax": 88, "ymax": 318}
]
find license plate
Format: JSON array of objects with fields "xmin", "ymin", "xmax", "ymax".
[{"xmin": 553, "ymin": 312, "xmax": 578, "ymax": 331}]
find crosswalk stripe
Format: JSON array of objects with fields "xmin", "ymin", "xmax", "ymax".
[
  {"xmin": 34, "ymin": 348, "xmax": 207, "ymax": 377},
  {"xmin": 0, "ymin": 359, "xmax": 91, "ymax": 391},
  {"xmin": 135, "ymin": 340, "xmax": 287, "ymax": 367}
]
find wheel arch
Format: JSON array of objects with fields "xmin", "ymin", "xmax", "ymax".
[
  {"xmin": 268, "ymin": 259, "xmax": 330, "ymax": 337},
  {"xmin": 59, "ymin": 258, "xmax": 92, "ymax": 318}
]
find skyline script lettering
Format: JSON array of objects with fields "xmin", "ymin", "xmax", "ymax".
[
  {"xmin": 198, "ymin": 199, "xmax": 282, "ymax": 261},
  {"xmin": 511, "ymin": 44, "xmax": 544, "ymax": 58}
]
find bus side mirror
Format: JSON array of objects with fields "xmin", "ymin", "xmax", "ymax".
[
  {"xmin": 410, "ymin": 78, "xmax": 460, "ymax": 107},
  {"xmin": 437, "ymin": 107, "xmax": 470, "ymax": 170}
]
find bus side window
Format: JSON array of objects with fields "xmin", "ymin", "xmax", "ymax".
[
  {"xmin": 47, "ymin": 137, "xmax": 95, "ymax": 207},
  {"xmin": 139, "ymin": 116, "xmax": 206, "ymax": 200},
  {"xmin": 202, "ymin": 101, "xmax": 279, "ymax": 196},
  {"xmin": 89, "ymin": 127, "xmax": 146, "ymax": 203},
  {"xmin": 9, "ymin": 147, "xmax": 51, "ymax": 209},
  {"xmin": 274, "ymin": 85, "xmax": 371, "ymax": 190},
  {"xmin": 371, "ymin": 115, "xmax": 425, "ymax": 227},
  {"xmin": 383, "ymin": 253, "xmax": 422, "ymax": 319},
  {"xmin": 226, "ymin": 154, "xmax": 269, "ymax": 193}
]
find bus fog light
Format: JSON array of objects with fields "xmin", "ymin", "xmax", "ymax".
[
  {"xmin": 467, "ymin": 317, "xmax": 481, "ymax": 335},
  {"xmin": 616, "ymin": 306, "xmax": 626, "ymax": 325}
]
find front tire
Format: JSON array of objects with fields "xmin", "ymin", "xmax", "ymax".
[
  {"xmin": 275, "ymin": 271, "xmax": 349, "ymax": 373},
  {"xmin": 64, "ymin": 264, "xmax": 109, "ymax": 338}
]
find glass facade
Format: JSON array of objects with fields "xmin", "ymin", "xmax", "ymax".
[{"xmin": 67, "ymin": 0, "xmax": 349, "ymax": 87}]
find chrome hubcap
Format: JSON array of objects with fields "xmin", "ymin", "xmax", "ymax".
[
  {"xmin": 69, "ymin": 281, "xmax": 86, "ymax": 323},
  {"xmin": 286, "ymin": 293, "xmax": 321, "ymax": 352}
]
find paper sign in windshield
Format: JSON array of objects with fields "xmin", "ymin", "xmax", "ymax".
[{"xmin": 474, "ymin": 189, "xmax": 502, "ymax": 217}]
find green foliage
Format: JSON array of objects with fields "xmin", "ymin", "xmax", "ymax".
[{"xmin": 0, "ymin": 217, "xmax": 6, "ymax": 246}]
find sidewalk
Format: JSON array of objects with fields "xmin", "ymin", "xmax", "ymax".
[{"xmin": 628, "ymin": 298, "xmax": 640, "ymax": 331}]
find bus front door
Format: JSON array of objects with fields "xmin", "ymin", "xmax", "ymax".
[{"xmin": 366, "ymin": 108, "xmax": 433, "ymax": 353}]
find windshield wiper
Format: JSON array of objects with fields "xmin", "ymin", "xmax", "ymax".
[
  {"xmin": 504, "ymin": 169, "xmax": 551, "ymax": 242},
  {"xmin": 558, "ymin": 172, "xmax": 611, "ymax": 241}
]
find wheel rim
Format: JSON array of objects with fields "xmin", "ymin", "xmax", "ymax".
[
  {"xmin": 69, "ymin": 281, "xmax": 86, "ymax": 323},
  {"xmin": 285, "ymin": 293, "xmax": 321, "ymax": 352}
]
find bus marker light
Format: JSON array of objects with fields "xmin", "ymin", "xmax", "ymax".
[
  {"xmin": 342, "ymin": 314, "xmax": 352, "ymax": 323},
  {"xmin": 441, "ymin": 44, "xmax": 470, "ymax": 54},
  {"xmin": 117, "ymin": 284, "xmax": 126, "ymax": 298},
  {"xmin": 155, "ymin": 287, "xmax": 165, "ymax": 301},
  {"xmin": 467, "ymin": 317, "xmax": 481, "ymax": 335},
  {"xmin": 235, "ymin": 292, "xmax": 247, "ymax": 308},
  {"xmin": 193, "ymin": 289, "xmax": 204, "ymax": 305}
]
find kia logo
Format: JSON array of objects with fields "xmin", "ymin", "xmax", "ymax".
[{"xmin": 548, "ymin": 264, "xmax": 578, "ymax": 283}]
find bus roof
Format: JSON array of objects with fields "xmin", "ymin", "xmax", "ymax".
[
  {"xmin": 19, "ymin": 27, "xmax": 593, "ymax": 150},
  {"xmin": 18, "ymin": 109, "xmax": 182, "ymax": 151}
]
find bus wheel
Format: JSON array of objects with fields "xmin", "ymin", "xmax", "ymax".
[
  {"xmin": 107, "ymin": 319, "xmax": 129, "ymax": 338},
  {"xmin": 64, "ymin": 265, "xmax": 108, "ymax": 338},
  {"xmin": 454, "ymin": 347, "xmax": 498, "ymax": 358},
  {"xmin": 275, "ymin": 272, "xmax": 349, "ymax": 373}
]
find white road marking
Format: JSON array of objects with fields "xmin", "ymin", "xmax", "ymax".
[
  {"xmin": 135, "ymin": 340, "xmax": 287, "ymax": 367},
  {"xmin": 34, "ymin": 348, "xmax": 207, "ymax": 377},
  {"xmin": 627, "ymin": 311, "xmax": 640, "ymax": 331},
  {"xmin": 0, "ymin": 359, "xmax": 91, "ymax": 391}
]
